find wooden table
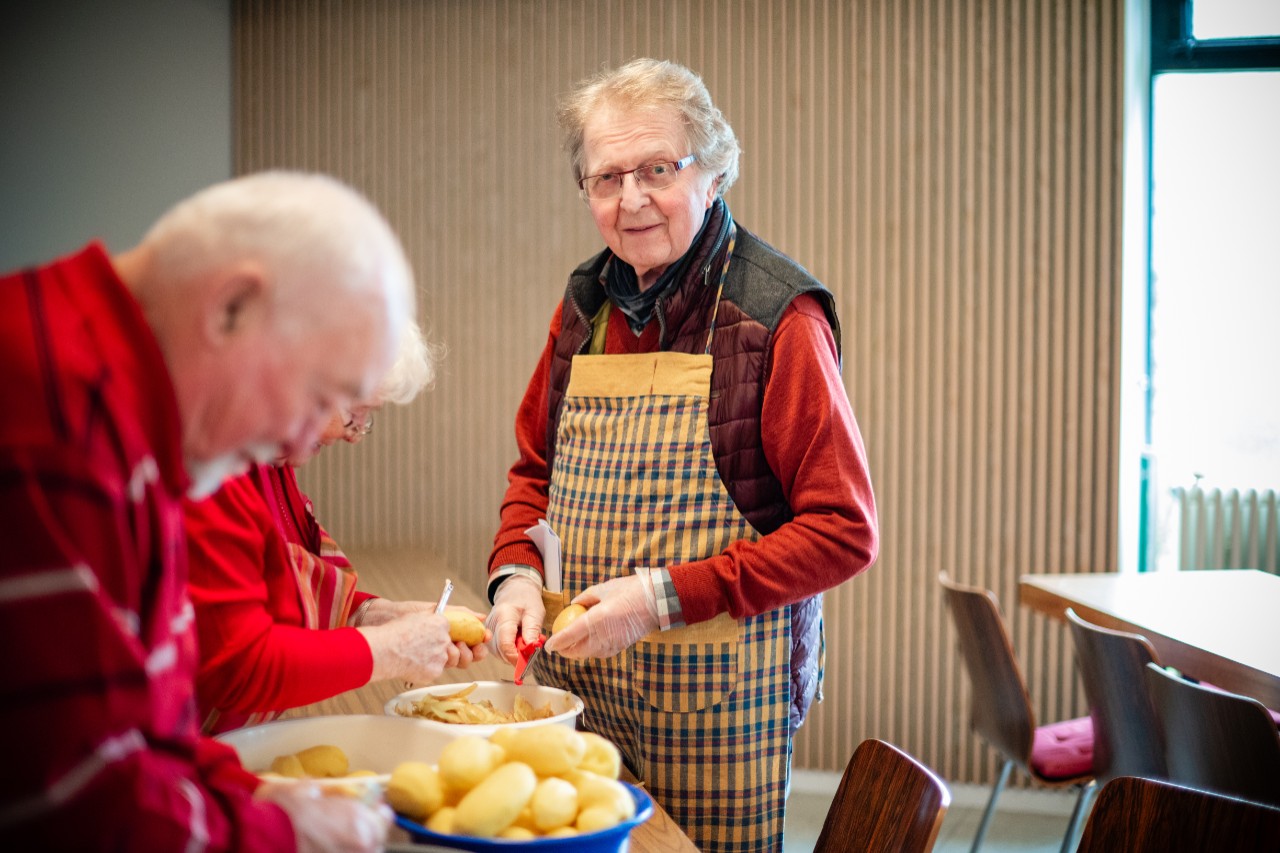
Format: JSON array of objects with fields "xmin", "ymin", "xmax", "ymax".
[
  {"xmin": 284, "ymin": 549, "xmax": 699, "ymax": 853},
  {"xmin": 1019, "ymin": 569, "xmax": 1280, "ymax": 710}
]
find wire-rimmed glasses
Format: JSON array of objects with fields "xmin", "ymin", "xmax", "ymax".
[{"xmin": 578, "ymin": 154, "xmax": 697, "ymax": 200}]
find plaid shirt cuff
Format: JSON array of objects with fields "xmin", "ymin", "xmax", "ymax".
[
  {"xmin": 650, "ymin": 568, "xmax": 685, "ymax": 630},
  {"xmin": 487, "ymin": 564, "xmax": 542, "ymax": 604}
]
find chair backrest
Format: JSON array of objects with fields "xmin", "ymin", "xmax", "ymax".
[
  {"xmin": 1145, "ymin": 661, "xmax": 1280, "ymax": 806},
  {"xmin": 1075, "ymin": 775, "xmax": 1280, "ymax": 852},
  {"xmin": 1065, "ymin": 608, "xmax": 1167, "ymax": 784},
  {"xmin": 813, "ymin": 738, "xmax": 951, "ymax": 853},
  {"xmin": 939, "ymin": 572, "xmax": 1035, "ymax": 766}
]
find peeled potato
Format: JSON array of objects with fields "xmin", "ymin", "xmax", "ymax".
[
  {"xmin": 530, "ymin": 776, "xmax": 579, "ymax": 832},
  {"xmin": 385, "ymin": 761, "xmax": 445, "ymax": 821},
  {"xmin": 294, "ymin": 744, "xmax": 348, "ymax": 778},
  {"xmin": 576, "ymin": 804, "xmax": 623, "ymax": 833},
  {"xmin": 438, "ymin": 735, "xmax": 504, "ymax": 794},
  {"xmin": 269, "ymin": 753, "xmax": 306, "ymax": 778},
  {"xmin": 552, "ymin": 603, "xmax": 588, "ymax": 634},
  {"xmin": 453, "ymin": 761, "xmax": 538, "ymax": 838},
  {"xmin": 426, "ymin": 806, "xmax": 457, "ymax": 834},
  {"xmin": 503, "ymin": 724, "xmax": 586, "ymax": 777},
  {"xmin": 578, "ymin": 732, "xmax": 623, "ymax": 779},
  {"xmin": 567, "ymin": 770, "xmax": 636, "ymax": 822},
  {"xmin": 445, "ymin": 611, "xmax": 486, "ymax": 645}
]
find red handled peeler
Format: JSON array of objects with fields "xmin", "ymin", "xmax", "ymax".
[{"xmin": 513, "ymin": 633, "xmax": 546, "ymax": 686}]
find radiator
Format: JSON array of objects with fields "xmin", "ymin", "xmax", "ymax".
[{"xmin": 1172, "ymin": 487, "xmax": 1280, "ymax": 574}]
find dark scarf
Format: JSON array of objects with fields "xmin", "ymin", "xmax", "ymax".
[{"xmin": 603, "ymin": 200, "xmax": 727, "ymax": 334}]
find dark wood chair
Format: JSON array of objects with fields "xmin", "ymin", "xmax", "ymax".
[
  {"xmin": 1075, "ymin": 775, "xmax": 1280, "ymax": 852},
  {"xmin": 813, "ymin": 738, "xmax": 950, "ymax": 853},
  {"xmin": 1065, "ymin": 607, "xmax": 1168, "ymax": 786},
  {"xmin": 1145, "ymin": 660, "xmax": 1280, "ymax": 806},
  {"xmin": 939, "ymin": 572, "xmax": 1094, "ymax": 853}
]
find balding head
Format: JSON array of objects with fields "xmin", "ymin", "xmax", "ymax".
[{"xmin": 117, "ymin": 171, "xmax": 416, "ymax": 498}]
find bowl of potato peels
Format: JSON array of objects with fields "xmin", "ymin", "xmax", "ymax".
[{"xmin": 385, "ymin": 681, "xmax": 583, "ymax": 737}]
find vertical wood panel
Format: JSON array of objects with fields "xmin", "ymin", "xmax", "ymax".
[{"xmin": 234, "ymin": 0, "xmax": 1124, "ymax": 785}]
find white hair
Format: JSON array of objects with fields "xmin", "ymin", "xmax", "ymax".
[
  {"xmin": 376, "ymin": 317, "xmax": 444, "ymax": 406},
  {"xmin": 557, "ymin": 58, "xmax": 741, "ymax": 197},
  {"xmin": 142, "ymin": 170, "xmax": 415, "ymax": 344}
]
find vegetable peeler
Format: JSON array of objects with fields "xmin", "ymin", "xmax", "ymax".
[{"xmin": 513, "ymin": 633, "xmax": 546, "ymax": 685}]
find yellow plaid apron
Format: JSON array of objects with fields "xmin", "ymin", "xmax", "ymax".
[{"xmin": 534, "ymin": 350, "xmax": 792, "ymax": 853}]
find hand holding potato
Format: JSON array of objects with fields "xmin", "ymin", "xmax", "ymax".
[{"xmin": 543, "ymin": 569, "xmax": 660, "ymax": 660}]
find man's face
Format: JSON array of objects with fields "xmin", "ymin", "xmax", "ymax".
[
  {"xmin": 582, "ymin": 105, "xmax": 718, "ymax": 290},
  {"xmin": 183, "ymin": 297, "xmax": 390, "ymax": 498}
]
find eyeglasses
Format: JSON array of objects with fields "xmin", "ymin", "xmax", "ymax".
[
  {"xmin": 342, "ymin": 409, "xmax": 374, "ymax": 439},
  {"xmin": 578, "ymin": 154, "xmax": 697, "ymax": 200}
]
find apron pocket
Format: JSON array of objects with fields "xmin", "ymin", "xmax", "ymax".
[{"xmin": 630, "ymin": 615, "xmax": 741, "ymax": 714}]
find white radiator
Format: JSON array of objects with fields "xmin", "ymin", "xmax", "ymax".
[{"xmin": 1172, "ymin": 487, "xmax": 1280, "ymax": 574}]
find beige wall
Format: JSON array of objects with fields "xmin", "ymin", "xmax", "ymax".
[{"xmin": 235, "ymin": 0, "xmax": 1124, "ymax": 783}]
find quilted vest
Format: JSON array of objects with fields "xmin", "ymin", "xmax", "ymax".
[{"xmin": 546, "ymin": 207, "xmax": 842, "ymax": 731}]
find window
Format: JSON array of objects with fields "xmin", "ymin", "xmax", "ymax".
[{"xmin": 1130, "ymin": 0, "xmax": 1280, "ymax": 571}]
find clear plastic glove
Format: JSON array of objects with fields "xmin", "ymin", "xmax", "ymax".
[
  {"xmin": 258, "ymin": 780, "xmax": 391, "ymax": 853},
  {"xmin": 359, "ymin": 609, "xmax": 457, "ymax": 683},
  {"xmin": 543, "ymin": 570, "xmax": 660, "ymax": 660},
  {"xmin": 485, "ymin": 574, "xmax": 545, "ymax": 665}
]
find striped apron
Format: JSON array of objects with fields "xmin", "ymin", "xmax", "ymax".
[{"xmin": 533, "ymin": 344, "xmax": 793, "ymax": 852}]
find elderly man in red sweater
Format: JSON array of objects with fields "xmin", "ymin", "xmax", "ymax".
[{"xmin": 0, "ymin": 171, "xmax": 416, "ymax": 853}]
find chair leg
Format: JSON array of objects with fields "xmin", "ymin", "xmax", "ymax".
[
  {"xmin": 1058, "ymin": 780, "xmax": 1097, "ymax": 853},
  {"xmin": 970, "ymin": 759, "xmax": 1013, "ymax": 853}
]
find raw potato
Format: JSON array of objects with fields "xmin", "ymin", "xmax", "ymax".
[
  {"xmin": 531, "ymin": 777, "xmax": 579, "ymax": 832},
  {"xmin": 438, "ymin": 735, "xmax": 504, "ymax": 793},
  {"xmin": 445, "ymin": 611, "xmax": 486, "ymax": 646},
  {"xmin": 552, "ymin": 603, "xmax": 588, "ymax": 634},
  {"xmin": 294, "ymin": 744, "xmax": 348, "ymax": 778},
  {"xmin": 453, "ymin": 761, "xmax": 538, "ymax": 837},
  {"xmin": 385, "ymin": 761, "xmax": 444, "ymax": 821},
  {"xmin": 578, "ymin": 731, "xmax": 623, "ymax": 779},
  {"xmin": 503, "ymin": 724, "xmax": 586, "ymax": 776},
  {"xmin": 269, "ymin": 753, "xmax": 306, "ymax": 778}
]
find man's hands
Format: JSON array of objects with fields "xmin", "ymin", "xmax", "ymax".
[
  {"xmin": 485, "ymin": 574, "xmax": 545, "ymax": 665},
  {"xmin": 542, "ymin": 570, "xmax": 659, "ymax": 660},
  {"xmin": 359, "ymin": 605, "xmax": 489, "ymax": 684}
]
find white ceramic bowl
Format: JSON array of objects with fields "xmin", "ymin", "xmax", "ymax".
[
  {"xmin": 216, "ymin": 713, "xmax": 453, "ymax": 791},
  {"xmin": 385, "ymin": 680, "xmax": 583, "ymax": 737}
]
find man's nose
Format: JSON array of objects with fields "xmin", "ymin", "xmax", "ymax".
[{"xmin": 618, "ymin": 171, "xmax": 650, "ymax": 211}]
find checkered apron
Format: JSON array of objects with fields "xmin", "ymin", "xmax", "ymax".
[{"xmin": 533, "ymin": 349, "xmax": 792, "ymax": 853}]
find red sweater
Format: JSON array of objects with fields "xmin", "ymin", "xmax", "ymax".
[
  {"xmin": 186, "ymin": 465, "xmax": 375, "ymax": 733},
  {"xmin": 490, "ymin": 293, "xmax": 878, "ymax": 624},
  {"xmin": 0, "ymin": 244, "xmax": 294, "ymax": 851}
]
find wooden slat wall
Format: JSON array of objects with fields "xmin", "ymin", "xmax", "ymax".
[{"xmin": 234, "ymin": 0, "xmax": 1123, "ymax": 784}]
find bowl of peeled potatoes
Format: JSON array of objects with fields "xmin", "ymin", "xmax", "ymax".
[{"xmin": 388, "ymin": 722, "xmax": 653, "ymax": 851}]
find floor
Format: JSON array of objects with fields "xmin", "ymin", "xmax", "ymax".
[{"xmin": 782, "ymin": 773, "xmax": 1081, "ymax": 852}]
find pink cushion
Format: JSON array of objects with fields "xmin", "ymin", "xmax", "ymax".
[{"xmin": 1030, "ymin": 716, "xmax": 1094, "ymax": 779}]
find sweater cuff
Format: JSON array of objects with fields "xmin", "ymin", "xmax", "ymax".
[{"xmin": 487, "ymin": 564, "xmax": 543, "ymax": 604}]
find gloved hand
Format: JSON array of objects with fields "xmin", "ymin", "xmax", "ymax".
[
  {"xmin": 543, "ymin": 569, "xmax": 660, "ymax": 660},
  {"xmin": 485, "ymin": 574, "xmax": 545, "ymax": 665},
  {"xmin": 258, "ymin": 780, "xmax": 391, "ymax": 853},
  {"xmin": 359, "ymin": 610, "xmax": 456, "ymax": 683}
]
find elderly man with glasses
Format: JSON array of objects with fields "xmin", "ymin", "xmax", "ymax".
[{"xmin": 483, "ymin": 58, "xmax": 879, "ymax": 853}]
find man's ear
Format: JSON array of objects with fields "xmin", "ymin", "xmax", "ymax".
[{"xmin": 204, "ymin": 265, "xmax": 266, "ymax": 344}]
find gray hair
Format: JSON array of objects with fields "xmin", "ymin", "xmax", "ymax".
[
  {"xmin": 142, "ymin": 170, "xmax": 415, "ymax": 346},
  {"xmin": 557, "ymin": 58, "xmax": 741, "ymax": 197},
  {"xmin": 376, "ymin": 317, "xmax": 443, "ymax": 406}
]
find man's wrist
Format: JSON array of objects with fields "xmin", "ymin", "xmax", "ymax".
[{"xmin": 488, "ymin": 564, "xmax": 543, "ymax": 604}]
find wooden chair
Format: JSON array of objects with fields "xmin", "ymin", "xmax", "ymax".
[
  {"xmin": 813, "ymin": 738, "xmax": 950, "ymax": 853},
  {"xmin": 939, "ymin": 572, "xmax": 1094, "ymax": 853},
  {"xmin": 1145, "ymin": 661, "xmax": 1280, "ymax": 806},
  {"xmin": 1065, "ymin": 608, "xmax": 1168, "ymax": 786},
  {"xmin": 1075, "ymin": 775, "xmax": 1280, "ymax": 852}
]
